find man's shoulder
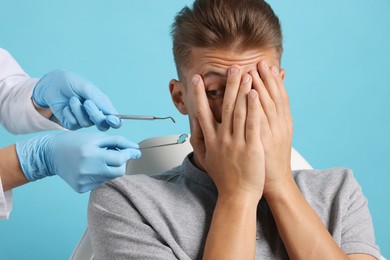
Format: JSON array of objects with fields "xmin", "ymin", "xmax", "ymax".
[
  {"xmin": 115, "ymin": 166, "xmax": 183, "ymax": 186},
  {"xmin": 293, "ymin": 167, "xmax": 360, "ymax": 201},
  {"xmin": 293, "ymin": 167, "xmax": 354, "ymax": 180},
  {"xmin": 90, "ymin": 166, "xmax": 188, "ymax": 204}
]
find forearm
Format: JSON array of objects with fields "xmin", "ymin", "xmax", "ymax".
[
  {"xmin": 0, "ymin": 77, "xmax": 62, "ymax": 134},
  {"xmin": 0, "ymin": 145, "xmax": 29, "ymax": 191},
  {"xmin": 203, "ymin": 194, "xmax": 259, "ymax": 260},
  {"xmin": 265, "ymin": 174, "xmax": 348, "ymax": 260}
]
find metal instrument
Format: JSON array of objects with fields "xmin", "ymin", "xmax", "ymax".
[
  {"xmin": 112, "ymin": 114, "xmax": 176, "ymax": 123},
  {"xmin": 140, "ymin": 134, "xmax": 188, "ymax": 150}
]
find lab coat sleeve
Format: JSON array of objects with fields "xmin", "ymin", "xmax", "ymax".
[
  {"xmin": 0, "ymin": 177, "xmax": 12, "ymax": 220},
  {"xmin": 0, "ymin": 48, "xmax": 63, "ymax": 134}
]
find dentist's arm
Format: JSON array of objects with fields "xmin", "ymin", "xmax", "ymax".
[
  {"xmin": 1, "ymin": 49, "xmax": 120, "ymax": 134},
  {"xmin": 0, "ymin": 132, "xmax": 141, "ymax": 193},
  {"xmin": 0, "ymin": 145, "xmax": 29, "ymax": 192},
  {"xmin": 0, "ymin": 48, "xmax": 62, "ymax": 134}
]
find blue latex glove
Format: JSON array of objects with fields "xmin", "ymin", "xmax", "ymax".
[
  {"xmin": 32, "ymin": 70, "xmax": 121, "ymax": 131},
  {"xmin": 15, "ymin": 132, "xmax": 141, "ymax": 193}
]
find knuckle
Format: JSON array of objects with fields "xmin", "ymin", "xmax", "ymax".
[
  {"xmin": 219, "ymin": 136, "xmax": 230, "ymax": 148},
  {"xmin": 195, "ymin": 109, "xmax": 206, "ymax": 119},
  {"xmin": 274, "ymin": 95, "xmax": 284, "ymax": 106},
  {"xmin": 264, "ymin": 102, "xmax": 276, "ymax": 114},
  {"xmin": 223, "ymin": 102, "xmax": 234, "ymax": 113},
  {"xmin": 234, "ymin": 109, "xmax": 245, "ymax": 120},
  {"xmin": 247, "ymin": 143, "xmax": 262, "ymax": 155},
  {"xmin": 246, "ymin": 120, "xmax": 257, "ymax": 132}
]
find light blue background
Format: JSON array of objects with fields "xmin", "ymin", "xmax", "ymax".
[{"xmin": 0, "ymin": 0, "xmax": 389, "ymax": 258}]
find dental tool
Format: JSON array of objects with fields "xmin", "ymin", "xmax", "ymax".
[
  {"xmin": 140, "ymin": 134, "xmax": 188, "ymax": 150},
  {"xmin": 112, "ymin": 114, "xmax": 176, "ymax": 123}
]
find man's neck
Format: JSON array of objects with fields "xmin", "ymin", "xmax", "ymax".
[{"xmin": 190, "ymin": 152, "xmax": 206, "ymax": 172}]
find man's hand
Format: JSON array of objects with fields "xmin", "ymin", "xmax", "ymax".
[
  {"xmin": 251, "ymin": 62, "xmax": 353, "ymax": 259},
  {"xmin": 32, "ymin": 70, "xmax": 121, "ymax": 131},
  {"xmin": 190, "ymin": 66, "xmax": 265, "ymax": 200},
  {"xmin": 190, "ymin": 66, "xmax": 265, "ymax": 260},
  {"xmin": 250, "ymin": 61, "xmax": 293, "ymax": 196}
]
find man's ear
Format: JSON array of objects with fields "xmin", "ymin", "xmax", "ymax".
[
  {"xmin": 169, "ymin": 79, "xmax": 188, "ymax": 115},
  {"xmin": 280, "ymin": 69, "xmax": 286, "ymax": 81}
]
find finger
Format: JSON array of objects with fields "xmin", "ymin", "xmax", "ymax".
[
  {"xmin": 48, "ymin": 102, "xmax": 66, "ymax": 121},
  {"xmin": 84, "ymin": 100, "xmax": 110, "ymax": 131},
  {"xmin": 78, "ymin": 182, "xmax": 99, "ymax": 193},
  {"xmin": 191, "ymin": 74, "xmax": 217, "ymax": 141},
  {"xmin": 258, "ymin": 94, "xmax": 272, "ymax": 144},
  {"xmin": 190, "ymin": 117, "xmax": 206, "ymax": 159},
  {"xmin": 76, "ymin": 80, "xmax": 118, "ymax": 115},
  {"xmin": 104, "ymin": 165, "xmax": 127, "ymax": 179},
  {"xmin": 258, "ymin": 61, "xmax": 285, "ymax": 119},
  {"xmin": 275, "ymin": 69, "xmax": 293, "ymax": 125},
  {"xmin": 93, "ymin": 92, "xmax": 118, "ymax": 116},
  {"xmin": 95, "ymin": 163, "xmax": 127, "ymax": 178},
  {"xmin": 71, "ymin": 173, "xmax": 107, "ymax": 193},
  {"xmin": 106, "ymin": 115, "xmax": 122, "ymax": 129},
  {"xmin": 102, "ymin": 148, "xmax": 141, "ymax": 167},
  {"xmin": 221, "ymin": 66, "xmax": 242, "ymax": 133},
  {"xmin": 250, "ymin": 70, "xmax": 279, "ymax": 131},
  {"xmin": 79, "ymin": 174, "xmax": 116, "ymax": 193},
  {"xmin": 245, "ymin": 89, "xmax": 261, "ymax": 144},
  {"xmin": 97, "ymin": 135, "xmax": 140, "ymax": 149},
  {"xmin": 105, "ymin": 165, "xmax": 126, "ymax": 178},
  {"xmin": 69, "ymin": 96, "xmax": 94, "ymax": 128},
  {"xmin": 233, "ymin": 74, "xmax": 252, "ymax": 139},
  {"xmin": 62, "ymin": 106, "xmax": 81, "ymax": 130}
]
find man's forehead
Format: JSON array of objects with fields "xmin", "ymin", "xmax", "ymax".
[{"xmin": 187, "ymin": 47, "xmax": 280, "ymax": 77}]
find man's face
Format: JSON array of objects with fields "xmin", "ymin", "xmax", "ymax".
[{"xmin": 170, "ymin": 47, "xmax": 283, "ymax": 128}]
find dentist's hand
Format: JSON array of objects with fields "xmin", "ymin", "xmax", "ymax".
[
  {"xmin": 16, "ymin": 132, "xmax": 141, "ymax": 193},
  {"xmin": 32, "ymin": 70, "xmax": 121, "ymax": 131}
]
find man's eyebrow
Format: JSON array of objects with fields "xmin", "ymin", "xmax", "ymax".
[{"xmin": 202, "ymin": 70, "xmax": 227, "ymax": 79}]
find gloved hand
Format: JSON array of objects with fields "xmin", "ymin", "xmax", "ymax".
[
  {"xmin": 15, "ymin": 131, "xmax": 141, "ymax": 193},
  {"xmin": 32, "ymin": 70, "xmax": 121, "ymax": 131}
]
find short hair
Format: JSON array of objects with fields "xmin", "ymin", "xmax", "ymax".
[{"xmin": 171, "ymin": 0, "xmax": 283, "ymax": 79}]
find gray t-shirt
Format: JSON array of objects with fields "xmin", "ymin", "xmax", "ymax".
[{"xmin": 88, "ymin": 153, "xmax": 380, "ymax": 260}]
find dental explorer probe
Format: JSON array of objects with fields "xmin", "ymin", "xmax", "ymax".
[{"xmin": 111, "ymin": 114, "xmax": 176, "ymax": 123}]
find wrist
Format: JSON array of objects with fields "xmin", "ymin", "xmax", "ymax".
[
  {"xmin": 32, "ymin": 97, "xmax": 52, "ymax": 119},
  {"xmin": 40, "ymin": 134, "xmax": 57, "ymax": 177},
  {"xmin": 218, "ymin": 191, "xmax": 262, "ymax": 207},
  {"xmin": 15, "ymin": 134, "xmax": 57, "ymax": 181},
  {"xmin": 263, "ymin": 172, "xmax": 296, "ymax": 200}
]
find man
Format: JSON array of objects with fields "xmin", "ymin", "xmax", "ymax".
[
  {"xmin": 88, "ymin": 0, "xmax": 380, "ymax": 259},
  {"xmin": 0, "ymin": 48, "xmax": 140, "ymax": 219}
]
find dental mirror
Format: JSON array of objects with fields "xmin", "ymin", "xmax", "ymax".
[{"xmin": 140, "ymin": 134, "xmax": 189, "ymax": 150}]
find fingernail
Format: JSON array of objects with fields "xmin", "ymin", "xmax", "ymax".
[
  {"xmin": 249, "ymin": 90, "xmax": 257, "ymax": 100},
  {"xmin": 229, "ymin": 67, "xmax": 239, "ymax": 75},
  {"xmin": 243, "ymin": 75, "xmax": 251, "ymax": 84},
  {"xmin": 272, "ymin": 66, "xmax": 279, "ymax": 76},
  {"xmin": 192, "ymin": 75, "xmax": 199, "ymax": 86},
  {"xmin": 106, "ymin": 115, "xmax": 121, "ymax": 126},
  {"xmin": 262, "ymin": 61, "xmax": 269, "ymax": 70},
  {"xmin": 130, "ymin": 150, "xmax": 141, "ymax": 159},
  {"xmin": 69, "ymin": 96, "xmax": 78, "ymax": 104}
]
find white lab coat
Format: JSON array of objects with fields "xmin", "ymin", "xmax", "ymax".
[{"xmin": 0, "ymin": 48, "xmax": 63, "ymax": 219}]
